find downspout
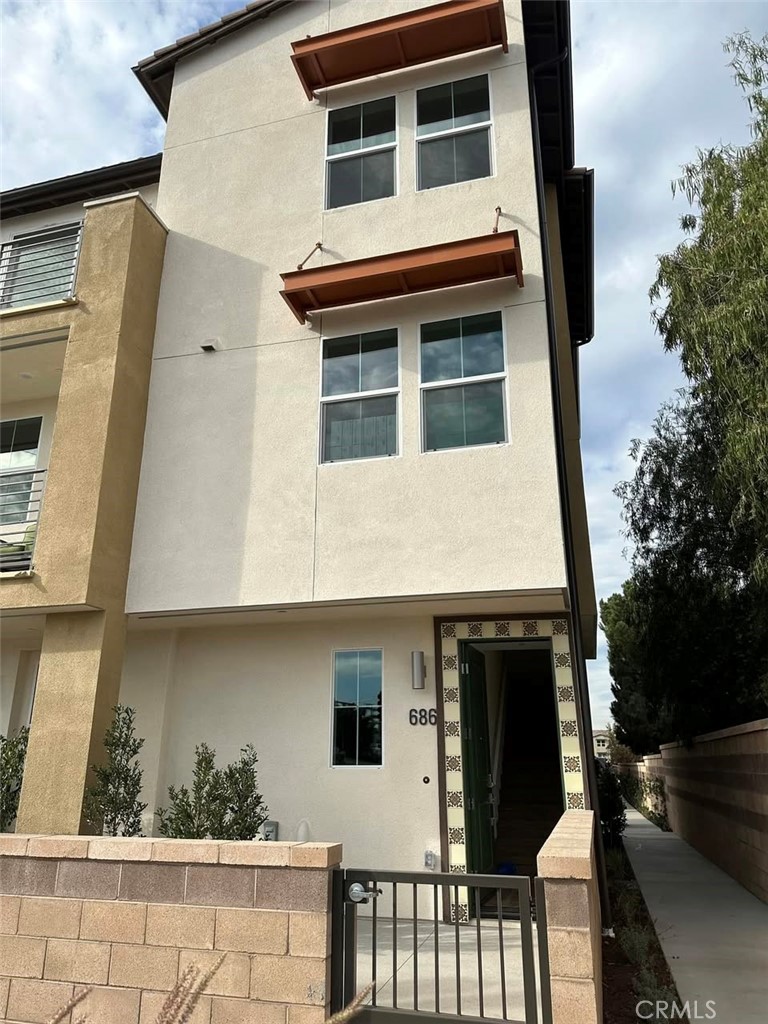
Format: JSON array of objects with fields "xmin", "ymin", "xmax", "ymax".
[{"xmin": 527, "ymin": 48, "xmax": 612, "ymax": 928}]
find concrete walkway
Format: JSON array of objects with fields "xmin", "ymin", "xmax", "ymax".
[{"xmin": 622, "ymin": 807, "xmax": 768, "ymax": 1024}]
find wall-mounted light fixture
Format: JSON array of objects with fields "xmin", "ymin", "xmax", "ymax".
[{"xmin": 411, "ymin": 650, "xmax": 426, "ymax": 690}]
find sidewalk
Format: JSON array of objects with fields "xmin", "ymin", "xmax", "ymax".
[{"xmin": 622, "ymin": 806, "xmax": 768, "ymax": 1024}]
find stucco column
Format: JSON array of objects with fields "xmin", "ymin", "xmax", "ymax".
[{"xmin": 16, "ymin": 608, "xmax": 126, "ymax": 834}]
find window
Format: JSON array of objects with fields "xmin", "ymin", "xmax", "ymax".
[
  {"xmin": 326, "ymin": 97, "xmax": 396, "ymax": 209},
  {"xmin": 332, "ymin": 650, "xmax": 383, "ymax": 766},
  {"xmin": 0, "ymin": 417, "xmax": 42, "ymax": 525},
  {"xmin": 416, "ymin": 75, "xmax": 492, "ymax": 190},
  {"xmin": 420, "ymin": 312, "xmax": 506, "ymax": 451},
  {"xmin": 0, "ymin": 223, "xmax": 81, "ymax": 309},
  {"xmin": 321, "ymin": 329, "xmax": 398, "ymax": 462}
]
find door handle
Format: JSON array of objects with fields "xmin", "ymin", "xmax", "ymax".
[{"xmin": 348, "ymin": 882, "xmax": 382, "ymax": 904}]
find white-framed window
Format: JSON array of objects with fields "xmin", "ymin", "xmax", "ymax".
[
  {"xmin": 0, "ymin": 417, "xmax": 42, "ymax": 525},
  {"xmin": 420, "ymin": 311, "xmax": 506, "ymax": 451},
  {"xmin": 331, "ymin": 649, "xmax": 383, "ymax": 767},
  {"xmin": 416, "ymin": 74, "xmax": 492, "ymax": 191},
  {"xmin": 320, "ymin": 328, "xmax": 399, "ymax": 463},
  {"xmin": 0, "ymin": 222, "xmax": 82, "ymax": 309},
  {"xmin": 325, "ymin": 97, "xmax": 397, "ymax": 209}
]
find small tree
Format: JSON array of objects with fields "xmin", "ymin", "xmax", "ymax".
[
  {"xmin": 84, "ymin": 705, "xmax": 147, "ymax": 836},
  {"xmin": 607, "ymin": 725, "xmax": 638, "ymax": 765},
  {"xmin": 0, "ymin": 728, "xmax": 29, "ymax": 832},
  {"xmin": 595, "ymin": 757, "xmax": 627, "ymax": 849},
  {"xmin": 157, "ymin": 743, "xmax": 268, "ymax": 840}
]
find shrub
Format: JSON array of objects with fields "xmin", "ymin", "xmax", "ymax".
[
  {"xmin": 0, "ymin": 727, "xmax": 29, "ymax": 831},
  {"xmin": 157, "ymin": 743, "xmax": 268, "ymax": 840},
  {"xmin": 83, "ymin": 705, "xmax": 147, "ymax": 836},
  {"xmin": 619, "ymin": 923, "xmax": 653, "ymax": 964},
  {"xmin": 595, "ymin": 757, "xmax": 627, "ymax": 848}
]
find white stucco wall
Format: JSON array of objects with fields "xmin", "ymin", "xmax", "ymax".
[
  {"xmin": 120, "ymin": 617, "xmax": 442, "ymax": 871},
  {"xmin": 127, "ymin": 0, "xmax": 566, "ymax": 613}
]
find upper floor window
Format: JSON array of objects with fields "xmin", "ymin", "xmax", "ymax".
[
  {"xmin": 0, "ymin": 223, "xmax": 81, "ymax": 309},
  {"xmin": 326, "ymin": 97, "xmax": 397, "ymax": 209},
  {"xmin": 1, "ymin": 417, "xmax": 42, "ymax": 526},
  {"xmin": 321, "ymin": 329, "xmax": 399, "ymax": 463},
  {"xmin": 332, "ymin": 649, "xmax": 383, "ymax": 766},
  {"xmin": 420, "ymin": 311, "xmax": 506, "ymax": 451},
  {"xmin": 416, "ymin": 75, "xmax": 492, "ymax": 190}
]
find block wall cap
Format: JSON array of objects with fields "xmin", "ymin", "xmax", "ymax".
[{"xmin": 537, "ymin": 811, "xmax": 595, "ymax": 880}]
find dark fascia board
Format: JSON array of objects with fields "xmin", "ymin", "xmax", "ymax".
[
  {"xmin": 1, "ymin": 154, "xmax": 162, "ymax": 219},
  {"xmin": 562, "ymin": 167, "xmax": 594, "ymax": 345},
  {"xmin": 521, "ymin": 0, "xmax": 575, "ymax": 177},
  {"xmin": 133, "ymin": 0, "xmax": 294, "ymax": 119}
]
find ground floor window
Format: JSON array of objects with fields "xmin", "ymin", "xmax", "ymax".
[{"xmin": 332, "ymin": 649, "xmax": 382, "ymax": 766}]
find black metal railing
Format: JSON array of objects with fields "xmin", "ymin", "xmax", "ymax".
[
  {"xmin": 332, "ymin": 868, "xmax": 552, "ymax": 1024},
  {"xmin": 0, "ymin": 468, "xmax": 46, "ymax": 571},
  {"xmin": 0, "ymin": 223, "xmax": 82, "ymax": 309}
]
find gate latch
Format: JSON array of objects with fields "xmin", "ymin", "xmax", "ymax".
[{"xmin": 347, "ymin": 882, "xmax": 382, "ymax": 904}]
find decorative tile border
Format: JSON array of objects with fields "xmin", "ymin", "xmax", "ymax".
[{"xmin": 437, "ymin": 616, "xmax": 587, "ymax": 886}]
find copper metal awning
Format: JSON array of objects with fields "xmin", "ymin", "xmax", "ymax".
[
  {"xmin": 280, "ymin": 230, "xmax": 523, "ymax": 324},
  {"xmin": 290, "ymin": 0, "xmax": 508, "ymax": 99}
]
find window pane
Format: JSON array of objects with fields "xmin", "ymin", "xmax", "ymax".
[
  {"xmin": 361, "ymin": 150, "xmax": 395, "ymax": 202},
  {"xmin": 361, "ymin": 329, "xmax": 398, "ymax": 391},
  {"xmin": 453, "ymin": 76, "xmax": 490, "ymax": 128},
  {"xmin": 421, "ymin": 319, "xmax": 462, "ymax": 381},
  {"xmin": 358, "ymin": 650, "xmax": 382, "ymax": 705},
  {"xmin": 323, "ymin": 336, "xmax": 360, "ymax": 396},
  {"xmin": 0, "ymin": 472, "xmax": 32, "ymax": 524},
  {"xmin": 333, "ymin": 707, "xmax": 358, "ymax": 765},
  {"xmin": 362, "ymin": 97, "xmax": 396, "ymax": 148},
  {"xmin": 423, "ymin": 386, "xmax": 466, "ymax": 451},
  {"xmin": 454, "ymin": 127, "xmax": 491, "ymax": 183},
  {"xmin": 0, "ymin": 417, "xmax": 41, "ymax": 472},
  {"xmin": 334, "ymin": 651, "xmax": 359, "ymax": 706},
  {"xmin": 418, "ymin": 136, "xmax": 456, "ymax": 190},
  {"xmin": 328, "ymin": 104, "xmax": 361, "ymax": 155},
  {"xmin": 461, "ymin": 312, "xmax": 504, "ymax": 378},
  {"xmin": 417, "ymin": 82, "xmax": 453, "ymax": 135},
  {"xmin": 323, "ymin": 395, "xmax": 397, "ymax": 462},
  {"xmin": 328, "ymin": 155, "xmax": 362, "ymax": 209},
  {"xmin": 464, "ymin": 380, "xmax": 506, "ymax": 446},
  {"xmin": 358, "ymin": 708, "xmax": 382, "ymax": 765}
]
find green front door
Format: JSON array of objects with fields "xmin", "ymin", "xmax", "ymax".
[{"xmin": 460, "ymin": 644, "xmax": 495, "ymax": 874}]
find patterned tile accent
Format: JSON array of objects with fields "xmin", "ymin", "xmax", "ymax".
[
  {"xmin": 494, "ymin": 621, "xmax": 510, "ymax": 637},
  {"xmin": 467, "ymin": 622, "xmax": 483, "ymax": 637},
  {"xmin": 564, "ymin": 756, "xmax": 581, "ymax": 773},
  {"xmin": 567, "ymin": 793, "xmax": 586, "ymax": 809},
  {"xmin": 448, "ymin": 827, "xmax": 465, "ymax": 845},
  {"xmin": 450, "ymin": 903, "xmax": 469, "ymax": 923},
  {"xmin": 554, "ymin": 653, "xmax": 572, "ymax": 668},
  {"xmin": 560, "ymin": 720, "xmax": 578, "ymax": 737},
  {"xmin": 450, "ymin": 865, "xmax": 466, "ymax": 874},
  {"xmin": 441, "ymin": 623, "xmax": 457, "ymax": 638},
  {"xmin": 443, "ymin": 655, "xmax": 458, "ymax": 670},
  {"xmin": 447, "ymin": 791, "xmax": 463, "ymax": 808},
  {"xmin": 522, "ymin": 620, "xmax": 539, "ymax": 636},
  {"xmin": 552, "ymin": 619, "xmax": 568, "ymax": 635},
  {"xmin": 446, "ymin": 755, "xmax": 461, "ymax": 772},
  {"xmin": 557, "ymin": 686, "xmax": 575, "ymax": 703},
  {"xmin": 445, "ymin": 722, "xmax": 460, "ymax": 738},
  {"xmin": 443, "ymin": 686, "xmax": 459, "ymax": 703}
]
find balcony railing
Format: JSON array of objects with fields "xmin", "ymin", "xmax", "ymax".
[
  {"xmin": 0, "ymin": 468, "xmax": 46, "ymax": 572},
  {"xmin": 0, "ymin": 222, "xmax": 82, "ymax": 310}
]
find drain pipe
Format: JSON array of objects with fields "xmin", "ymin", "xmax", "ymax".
[{"xmin": 528, "ymin": 47, "xmax": 612, "ymax": 928}]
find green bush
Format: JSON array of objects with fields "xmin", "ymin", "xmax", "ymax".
[
  {"xmin": 84, "ymin": 705, "xmax": 147, "ymax": 836},
  {"xmin": 157, "ymin": 743, "xmax": 268, "ymax": 840},
  {"xmin": 0, "ymin": 728, "xmax": 29, "ymax": 831},
  {"xmin": 595, "ymin": 757, "xmax": 627, "ymax": 847}
]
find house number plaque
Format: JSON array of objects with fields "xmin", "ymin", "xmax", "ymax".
[{"xmin": 409, "ymin": 709, "xmax": 437, "ymax": 725}]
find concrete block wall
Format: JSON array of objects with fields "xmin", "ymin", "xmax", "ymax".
[
  {"xmin": 537, "ymin": 810, "xmax": 602, "ymax": 1024},
  {"xmin": 621, "ymin": 718, "xmax": 768, "ymax": 903},
  {"xmin": 0, "ymin": 836, "xmax": 341, "ymax": 1024}
]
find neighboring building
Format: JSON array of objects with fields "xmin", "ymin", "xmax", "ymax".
[
  {"xmin": 1, "ymin": 0, "xmax": 598, "ymax": 883},
  {"xmin": 594, "ymin": 729, "xmax": 611, "ymax": 762}
]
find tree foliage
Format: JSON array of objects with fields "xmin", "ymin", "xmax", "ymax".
[
  {"xmin": 0, "ymin": 728, "xmax": 29, "ymax": 832},
  {"xmin": 605, "ymin": 34, "xmax": 768, "ymax": 751},
  {"xmin": 84, "ymin": 705, "xmax": 147, "ymax": 836}
]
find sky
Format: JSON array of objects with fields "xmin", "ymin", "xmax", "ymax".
[{"xmin": 1, "ymin": 0, "xmax": 764, "ymax": 728}]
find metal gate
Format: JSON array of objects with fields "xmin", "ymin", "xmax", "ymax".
[{"xmin": 330, "ymin": 869, "xmax": 552, "ymax": 1024}]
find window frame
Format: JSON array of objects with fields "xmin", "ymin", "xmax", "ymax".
[
  {"xmin": 0, "ymin": 221, "xmax": 82, "ymax": 310},
  {"xmin": 324, "ymin": 95, "xmax": 399, "ymax": 212},
  {"xmin": 418, "ymin": 310, "xmax": 509, "ymax": 454},
  {"xmin": 414, "ymin": 73, "xmax": 495, "ymax": 193},
  {"xmin": 318, "ymin": 328, "xmax": 401, "ymax": 465},
  {"xmin": 329, "ymin": 646, "xmax": 385, "ymax": 769}
]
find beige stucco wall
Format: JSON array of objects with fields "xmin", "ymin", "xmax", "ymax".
[
  {"xmin": 127, "ymin": 0, "xmax": 566, "ymax": 614},
  {"xmin": 119, "ymin": 617, "xmax": 442, "ymax": 872}
]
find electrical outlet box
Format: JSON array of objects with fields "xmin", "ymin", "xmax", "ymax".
[{"xmin": 262, "ymin": 820, "xmax": 279, "ymax": 842}]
